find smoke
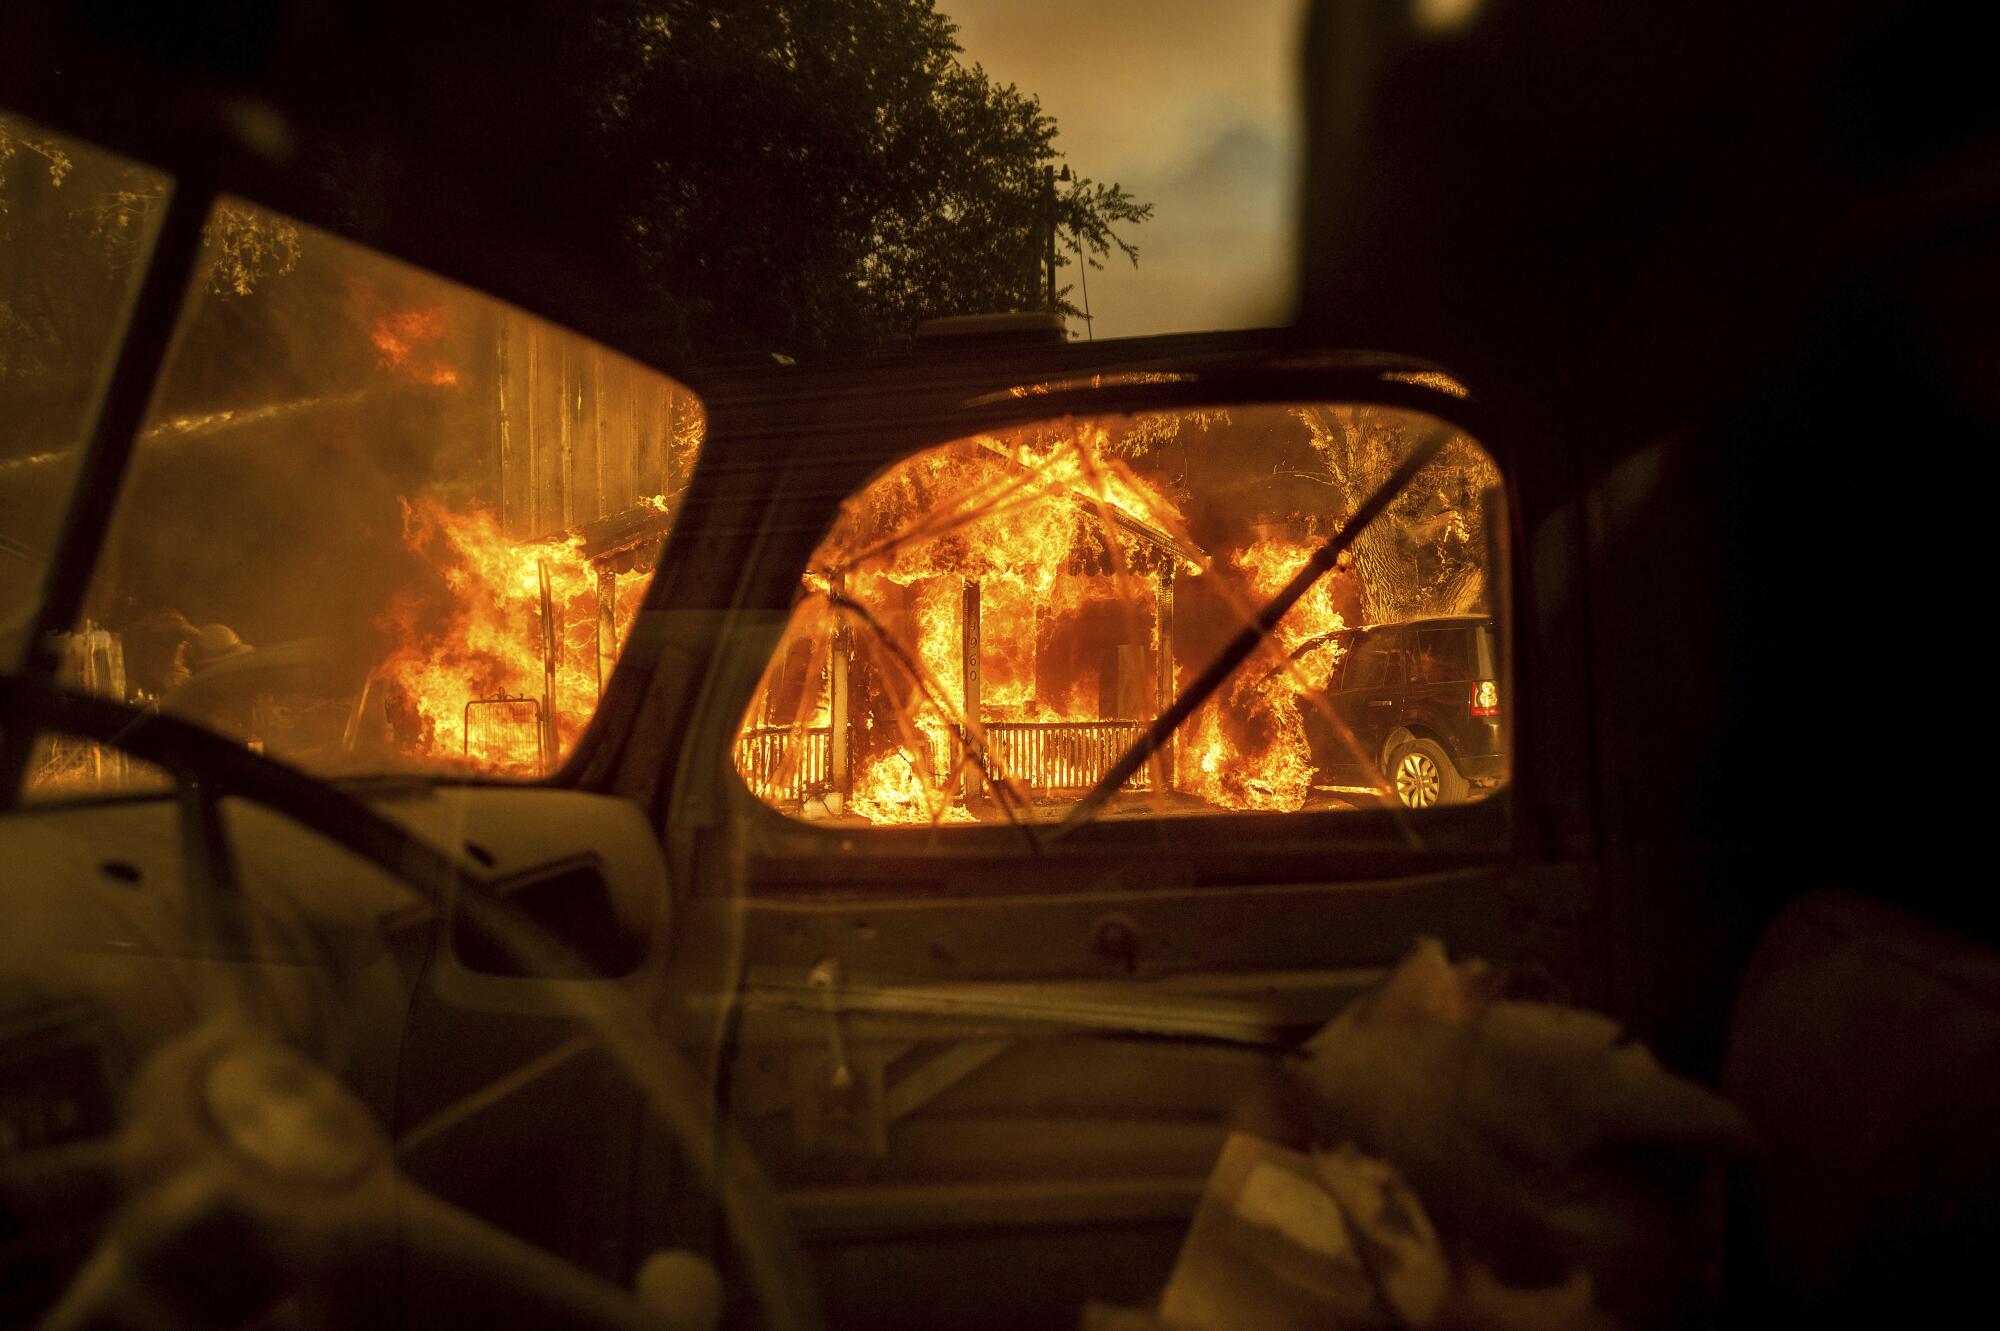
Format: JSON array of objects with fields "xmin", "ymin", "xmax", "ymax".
[
  {"xmin": 941, "ymin": 0, "xmax": 1305, "ymax": 338},
  {"xmin": 85, "ymin": 215, "xmax": 512, "ymax": 684}
]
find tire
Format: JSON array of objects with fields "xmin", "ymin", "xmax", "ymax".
[{"xmin": 1387, "ymin": 738, "xmax": 1468, "ymax": 809}]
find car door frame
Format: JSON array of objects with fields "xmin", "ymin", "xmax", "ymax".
[{"xmin": 598, "ymin": 335, "xmax": 1604, "ymax": 1289}]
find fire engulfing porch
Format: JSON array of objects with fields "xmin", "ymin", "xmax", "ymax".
[{"xmin": 735, "ymin": 433, "xmax": 1208, "ymax": 823}]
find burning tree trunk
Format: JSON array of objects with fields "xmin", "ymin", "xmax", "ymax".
[{"xmin": 1299, "ymin": 406, "xmax": 1497, "ymax": 623}]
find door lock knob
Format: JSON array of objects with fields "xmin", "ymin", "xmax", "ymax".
[{"xmin": 806, "ymin": 958, "xmax": 854, "ymax": 1090}]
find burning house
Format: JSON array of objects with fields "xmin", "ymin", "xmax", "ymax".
[
  {"xmin": 730, "ymin": 403, "xmax": 1499, "ymax": 826},
  {"xmin": 737, "ymin": 433, "xmax": 1208, "ymax": 823},
  {"xmin": 33, "ymin": 218, "xmax": 706, "ymax": 797},
  {"xmin": 363, "ymin": 306, "xmax": 702, "ymax": 777},
  {"xmin": 729, "ymin": 417, "xmax": 1365, "ymax": 825}
]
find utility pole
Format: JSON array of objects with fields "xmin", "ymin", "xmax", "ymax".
[{"xmin": 1045, "ymin": 164, "xmax": 1058, "ymax": 310}]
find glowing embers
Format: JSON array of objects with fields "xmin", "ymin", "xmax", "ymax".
[{"xmin": 369, "ymin": 306, "xmax": 460, "ymax": 386}]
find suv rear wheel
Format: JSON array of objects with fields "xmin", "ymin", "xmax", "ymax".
[{"xmin": 1388, "ymin": 738, "xmax": 1468, "ymax": 808}]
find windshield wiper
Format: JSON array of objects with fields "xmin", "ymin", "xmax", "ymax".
[{"xmin": 1049, "ymin": 421, "xmax": 1456, "ymax": 838}]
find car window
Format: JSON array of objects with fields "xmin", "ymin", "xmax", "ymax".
[
  {"xmin": 1341, "ymin": 632, "xmax": 1406, "ymax": 690},
  {"xmin": 735, "ymin": 401, "xmax": 1505, "ymax": 825},
  {"xmin": 1412, "ymin": 626, "xmax": 1476, "ymax": 684},
  {"xmin": 18, "ymin": 194, "xmax": 703, "ymax": 799}
]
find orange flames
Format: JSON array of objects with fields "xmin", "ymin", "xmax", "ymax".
[
  {"xmin": 846, "ymin": 726, "xmax": 974, "ymax": 826},
  {"xmin": 1179, "ymin": 532, "xmax": 1349, "ymax": 814},
  {"xmin": 373, "ymin": 497, "xmax": 651, "ymax": 774},
  {"xmin": 737, "ymin": 418, "xmax": 1369, "ymax": 824},
  {"xmin": 841, "ymin": 430, "xmax": 1186, "ymax": 723},
  {"xmin": 1230, "ymin": 532, "xmax": 1349, "ymax": 655},
  {"xmin": 370, "ymin": 307, "xmax": 460, "ymax": 387},
  {"xmin": 373, "ymin": 450, "xmax": 1353, "ymax": 812},
  {"xmin": 1180, "ymin": 680, "xmax": 1313, "ymax": 812},
  {"xmin": 825, "ymin": 429, "xmax": 1193, "ymax": 823}
]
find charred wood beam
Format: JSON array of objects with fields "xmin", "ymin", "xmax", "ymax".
[
  {"xmin": 574, "ymin": 499, "xmax": 679, "ymax": 565},
  {"xmin": 960, "ymin": 578, "xmax": 981, "ymax": 798},
  {"xmin": 1104, "ymin": 504, "xmax": 1203, "ymax": 570}
]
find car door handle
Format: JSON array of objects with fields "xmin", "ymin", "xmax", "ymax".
[{"xmin": 1367, "ymin": 699, "xmax": 1394, "ymax": 707}]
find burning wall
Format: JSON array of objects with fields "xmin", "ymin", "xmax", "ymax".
[
  {"xmin": 350, "ymin": 302, "xmax": 699, "ymax": 775},
  {"xmin": 55, "ymin": 200, "xmax": 706, "ymax": 788},
  {"xmin": 352, "ymin": 305, "xmax": 700, "ymax": 776},
  {"xmin": 372, "ymin": 498, "xmax": 655, "ymax": 773}
]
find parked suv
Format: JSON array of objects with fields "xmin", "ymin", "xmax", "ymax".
[{"xmin": 1301, "ymin": 614, "xmax": 1504, "ymax": 807}]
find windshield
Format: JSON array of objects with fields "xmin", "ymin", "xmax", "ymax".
[{"xmin": 3, "ymin": 129, "xmax": 704, "ymax": 798}]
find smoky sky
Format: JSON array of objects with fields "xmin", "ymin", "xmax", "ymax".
[{"xmin": 941, "ymin": 0, "xmax": 1306, "ymax": 340}]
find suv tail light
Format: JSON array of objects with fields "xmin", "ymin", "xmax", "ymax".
[{"xmin": 1471, "ymin": 679, "xmax": 1500, "ymax": 716}]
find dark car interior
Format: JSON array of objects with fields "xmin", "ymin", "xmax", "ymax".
[{"xmin": 3, "ymin": 1, "xmax": 1997, "ymax": 1328}]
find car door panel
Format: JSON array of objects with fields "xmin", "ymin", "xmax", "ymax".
[
  {"xmin": 379, "ymin": 787, "xmax": 673, "ymax": 1272},
  {"xmin": 712, "ymin": 850, "xmax": 1599, "ymax": 1329},
  {"xmin": 609, "ymin": 347, "xmax": 1555, "ymax": 1326}
]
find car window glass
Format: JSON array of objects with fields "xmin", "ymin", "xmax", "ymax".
[
  {"xmin": 1413, "ymin": 627, "xmax": 1475, "ymax": 683},
  {"xmin": 1344, "ymin": 633, "xmax": 1406, "ymax": 690},
  {"xmin": 25, "ymin": 197, "xmax": 704, "ymax": 799},
  {"xmin": 1, "ymin": 115, "xmax": 172, "ymax": 672},
  {"xmin": 736, "ymin": 402, "xmax": 1505, "ymax": 825}
]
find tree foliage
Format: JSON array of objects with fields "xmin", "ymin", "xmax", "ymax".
[
  {"xmin": 1, "ymin": 114, "xmax": 303, "ymax": 411},
  {"xmin": 2, "ymin": 115, "xmax": 150, "ymax": 421},
  {"xmin": 3, "ymin": 2, "xmax": 1149, "ymax": 368},
  {"xmin": 577, "ymin": 0, "xmax": 1151, "ymax": 354}
]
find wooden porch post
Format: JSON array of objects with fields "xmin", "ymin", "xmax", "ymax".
[
  {"xmin": 1154, "ymin": 566, "xmax": 1175, "ymax": 792},
  {"xmin": 537, "ymin": 557, "xmax": 559, "ymax": 773},
  {"xmin": 595, "ymin": 568, "xmax": 617, "ymax": 700},
  {"xmin": 829, "ymin": 572, "xmax": 852, "ymax": 807},
  {"xmin": 961, "ymin": 577, "xmax": 982, "ymax": 796}
]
